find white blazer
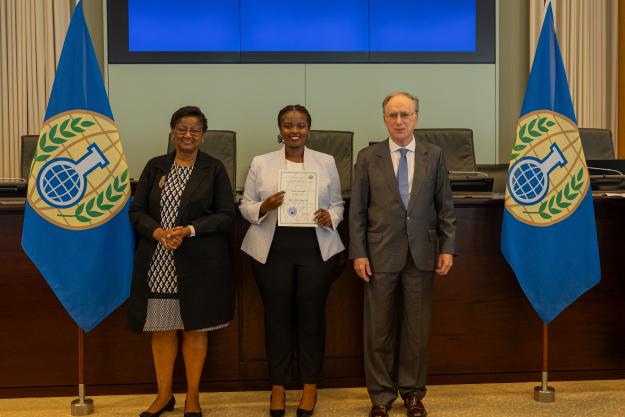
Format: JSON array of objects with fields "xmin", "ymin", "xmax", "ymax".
[{"xmin": 240, "ymin": 146, "xmax": 345, "ymax": 264}]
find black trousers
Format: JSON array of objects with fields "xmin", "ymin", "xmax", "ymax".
[{"xmin": 251, "ymin": 226, "xmax": 338, "ymax": 385}]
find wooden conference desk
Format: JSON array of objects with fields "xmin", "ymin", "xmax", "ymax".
[{"xmin": 1, "ymin": 197, "xmax": 624, "ymax": 398}]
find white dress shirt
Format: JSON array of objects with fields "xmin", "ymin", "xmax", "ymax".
[
  {"xmin": 285, "ymin": 160, "xmax": 304, "ymax": 171},
  {"xmin": 388, "ymin": 137, "xmax": 416, "ymax": 198}
]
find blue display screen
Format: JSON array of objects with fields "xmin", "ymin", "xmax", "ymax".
[
  {"xmin": 128, "ymin": 0, "xmax": 241, "ymax": 51},
  {"xmin": 240, "ymin": 0, "xmax": 370, "ymax": 52},
  {"xmin": 127, "ymin": 0, "xmax": 476, "ymax": 53},
  {"xmin": 369, "ymin": 0, "xmax": 476, "ymax": 52}
]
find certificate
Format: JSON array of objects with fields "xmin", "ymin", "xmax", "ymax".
[{"xmin": 278, "ymin": 170, "xmax": 318, "ymax": 227}]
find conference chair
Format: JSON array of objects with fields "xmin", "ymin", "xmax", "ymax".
[
  {"xmin": 306, "ymin": 129, "xmax": 354, "ymax": 193},
  {"xmin": 476, "ymin": 163, "xmax": 509, "ymax": 194},
  {"xmin": 167, "ymin": 130, "xmax": 237, "ymax": 191},
  {"xmin": 21, "ymin": 135, "xmax": 39, "ymax": 182},
  {"xmin": 414, "ymin": 128, "xmax": 477, "ymax": 173},
  {"xmin": 579, "ymin": 128, "xmax": 615, "ymax": 160}
]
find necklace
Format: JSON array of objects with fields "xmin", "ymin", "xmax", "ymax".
[{"xmin": 175, "ymin": 154, "xmax": 196, "ymax": 167}]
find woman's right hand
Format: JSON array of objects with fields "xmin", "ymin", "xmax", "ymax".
[{"xmin": 259, "ymin": 191, "xmax": 285, "ymax": 217}]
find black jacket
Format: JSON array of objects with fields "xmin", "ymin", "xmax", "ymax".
[{"xmin": 127, "ymin": 151, "xmax": 236, "ymax": 332}]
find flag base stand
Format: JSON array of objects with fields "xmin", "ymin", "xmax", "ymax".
[
  {"xmin": 534, "ymin": 325, "xmax": 556, "ymax": 403},
  {"xmin": 71, "ymin": 384, "xmax": 94, "ymax": 415},
  {"xmin": 71, "ymin": 398, "xmax": 94, "ymax": 415},
  {"xmin": 72, "ymin": 329, "xmax": 94, "ymax": 415},
  {"xmin": 533, "ymin": 385, "xmax": 555, "ymax": 403}
]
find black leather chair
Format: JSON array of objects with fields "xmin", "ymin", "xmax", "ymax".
[
  {"xmin": 579, "ymin": 128, "xmax": 615, "ymax": 160},
  {"xmin": 413, "ymin": 128, "xmax": 477, "ymax": 172},
  {"xmin": 168, "ymin": 130, "xmax": 236, "ymax": 190},
  {"xmin": 306, "ymin": 130, "xmax": 354, "ymax": 193},
  {"xmin": 21, "ymin": 135, "xmax": 39, "ymax": 182}
]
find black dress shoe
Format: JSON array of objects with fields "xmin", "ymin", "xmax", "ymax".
[
  {"xmin": 269, "ymin": 393, "xmax": 285, "ymax": 417},
  {"xmin": 369, "ymin": 405, "xmax": 389, "ymax": 417},
  {"xmin": 404, "ymin": 395, "xmax": 427, "ymax": 417},
  {"xmin": 139, "ymin": 396, "xmax": 175, "ymax": 417},
  {"xmin": 296, "ymin": 393, "xmax": 317, "ymax": 417}
]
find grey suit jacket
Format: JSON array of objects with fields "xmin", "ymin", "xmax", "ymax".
[{"xmin": 349, "ymin": 139, "xmax": 456, "ymax": 272}]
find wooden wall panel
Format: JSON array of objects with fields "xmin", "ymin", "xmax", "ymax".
[
  {"xmin": 620, "ymin": 0, "xmax": 625, "ymax": 157},
  {"xmin": 1, "ymin": 198, "xmax": 625, "ymax": 398}
]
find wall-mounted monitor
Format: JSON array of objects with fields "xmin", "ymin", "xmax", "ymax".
[{"xmin": 108, "ymin": 0, "xmax": 495, "ymax": 64}]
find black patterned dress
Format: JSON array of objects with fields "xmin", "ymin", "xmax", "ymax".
[{"xmin": 143, "ymin": 163, "xmax": 229, "ymax": 332}]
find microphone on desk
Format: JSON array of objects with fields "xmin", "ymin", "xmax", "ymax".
[
  {"xmin": 448, "ymin": 170, "xmax": 489, "ymax": 178},
  {"xmin": 0, "ymin": 178, "xmax": 27, "ymax": 193},
  {"xmin": 587, "ymin": 166, "xmax": 625, "ymax": 176},
  {"xmin": 0, "ymin": 178, "xmax": 27, "ymax": 199},
  {"xmin": 587, "ymin": 166, "xmax": 625, "ymax": 193}
]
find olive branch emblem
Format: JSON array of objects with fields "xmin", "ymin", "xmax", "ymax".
[
  {"xmin": 523, "ymin": 167, "xmax": 584, "ymax": 220},
  {"xmin": 31, "ymin": 117, "xmax": 95, "ymax": 165},
  {"xmin": 58, "ymin": 170, "xmax": 128, "ymax": 223},
  {"xmin": 510, "ymin": 117, "xmax": 556, "ymax": 161}
]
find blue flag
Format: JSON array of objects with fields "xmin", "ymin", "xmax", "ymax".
[
  {"xmin": 501, "ymin": 2, "xmax": 600, "ymax": 324},
  {"xmin": 21, "ymin": 2, "xmax": 134, "ymax": 332}
]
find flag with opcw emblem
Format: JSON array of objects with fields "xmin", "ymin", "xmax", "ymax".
[
  {"xmin": 21, "ymin": 1, "xmax": 134, "ymax": 332},
  {"xmin": 500, "ymin": 1, "xmax": 600, "ymax": 324}
]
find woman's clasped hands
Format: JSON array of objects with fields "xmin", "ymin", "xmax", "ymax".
[{"xmin": 152, "ymin": 226, "xmax": 191, "ymax": 251}]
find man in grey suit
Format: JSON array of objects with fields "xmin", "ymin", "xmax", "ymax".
[{"xmin": 350, "ymin": 92, "xmax": 456, "ymax": 417}]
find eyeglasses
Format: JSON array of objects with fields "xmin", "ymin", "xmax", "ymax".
[
  {"xmin": 384, "ymin": 112, "xmax": 416, "ymax": 121},
  {"xmin": 174, "ymin": 125, "xmax": 203, "ymax": 137}
]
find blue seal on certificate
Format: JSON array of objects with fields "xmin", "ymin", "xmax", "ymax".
[{"xmin": 288, "ymin": 207, "xmax": 297, "ymax": 216}]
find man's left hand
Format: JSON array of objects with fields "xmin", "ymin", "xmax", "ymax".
[{"xmin": 435, "ymin": 253, "xmax": 453, "ymax": 276}]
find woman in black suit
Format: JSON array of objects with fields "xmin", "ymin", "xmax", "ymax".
[{"xmin": 128, "ymin": 106, "xmax": 235, "ymax": 417}]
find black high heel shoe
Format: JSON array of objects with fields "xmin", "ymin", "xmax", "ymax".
[
  {"xmin": 183, "ymin": 399, "xmax": 203, "ymax": 417},
  {"xmin": 139, "ymin": 396, "xmax": 175, "ymax": 417},
  {"xmin": 269, "ymin": 393, "xmax": 286, "ymax": 417},
  {"xmin": 297, "ymin": 393, "xmax": 317, "ymax": 417}
]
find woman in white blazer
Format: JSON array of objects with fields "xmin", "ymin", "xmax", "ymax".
[{"xmin": 240, "ymin": 105, "xmax": 345, "ymax": 417}]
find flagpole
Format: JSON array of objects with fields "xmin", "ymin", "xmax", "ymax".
[
  {"xmin": 71, "ymin": 327, "xmax": 94, "ymax": 415},
  {"xmin": 534, "ymin": 323, "xmax": 555, "ymax": 402}
]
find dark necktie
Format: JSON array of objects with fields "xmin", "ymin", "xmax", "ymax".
[{"xmin": 397, "ymin": 148, "xmax": 409, "ymax": 208}]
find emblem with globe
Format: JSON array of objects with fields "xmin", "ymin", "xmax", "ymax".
[
  {"xmin": 27, "ymin": 110, "xmax": 130, "ymax": 230},
  {"xmin": 37, "ymin": 143, "xmax": 110, "ymax": 208},
  {"xmin": 508, "ymin": 143, "xmax": 567, "ymax": 206},
  {"xmin": 504, "ymin": 110, "xmax": 589, "ymax": 226}
]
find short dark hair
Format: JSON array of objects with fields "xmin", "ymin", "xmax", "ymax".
[
  {"xmin": 382, "ymin": 92, "xmax": 419, "ymax": 113},
  {"xmin": 170, "ymin": 106, "xmax": 208, "ymax": 131},
  {"xmin": 277, "ymin": 104, "xmax": 312, "ymax": 128}
]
